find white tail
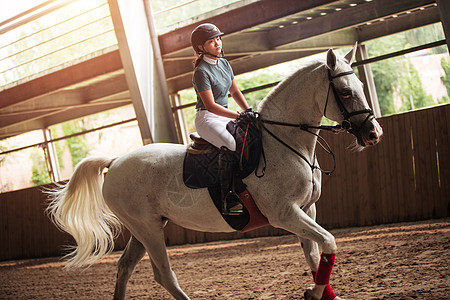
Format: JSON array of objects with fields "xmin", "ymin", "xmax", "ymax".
[{"xmin": 46, "ymin": 156, "xmax": 122, "ymax": 268}]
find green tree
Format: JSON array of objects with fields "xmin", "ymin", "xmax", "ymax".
[
  {"xmin": 366, "ymin": 35, "xmax": 403, "ymax": 115},
  {"xmin": 235, "ymin": 72, "xmax": 283, "ymax": 109},
  {"xmin": 441, "ymin": 57, "xmax": 450, "ymax": 95},
  {"xmin": 62, "ymin": 120, "xmax": 92, "ymax": 167},
  {"xmin": 366, "ymin": 23, "xmax": 447, "ymax": 116},
  {"xmin": 399, "ymin": 61, "xmax": 434, "ymax": 111},
  {"xmin": 30, "ymin": 147, "xmax": 50, "ymax": 186},
  {"xmin": 439, "ymin": 57, "xmax": 450, "ymax": 104}
]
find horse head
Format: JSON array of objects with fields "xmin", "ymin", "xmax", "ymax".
[{"xmin": 324, "ymin": 44, "xmax": 383, "ymax": 150}]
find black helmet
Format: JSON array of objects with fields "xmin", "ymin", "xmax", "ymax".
[{"xmin": 191, "ymin": 23, "xmax": 224, "ymax": 55}]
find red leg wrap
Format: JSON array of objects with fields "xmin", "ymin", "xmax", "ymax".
[
  {"xmin": 315, "ymin": 253, "xmax": 336, "ymax": 285},
  {"xmin": 312, "ymin": 271, "xmax": 337, "ymax": 300}
]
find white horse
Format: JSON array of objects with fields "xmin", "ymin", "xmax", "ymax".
[{"xmin": 47, "ymin": 45, "xmax": 383, "ymax": 300}]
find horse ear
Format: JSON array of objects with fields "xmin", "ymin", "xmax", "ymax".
[
  {"xmin": 326, "ymin": 49, "xmax": 337, "ymax": 70},
  {"xmin": 343, "ymin": 42, "xmax": 358, "ymax": 65}
]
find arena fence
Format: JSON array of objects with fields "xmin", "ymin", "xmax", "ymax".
[{"xmin": 1, "ymin": 104, "xmax": 449, "ymax": 261}]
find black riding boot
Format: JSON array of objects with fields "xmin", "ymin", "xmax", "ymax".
[{"xmin": 218, "ymin": 147, "xmax": 244, "ymax": 215}]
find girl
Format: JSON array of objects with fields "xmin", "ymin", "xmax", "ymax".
[{"xmin": 191, "ymin": 23, "xmax": 250, "ymax": 215}]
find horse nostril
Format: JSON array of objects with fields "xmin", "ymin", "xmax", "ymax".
[{"xmin": 369, "ymin": 132, "xmax": 377, "ymax": 141}]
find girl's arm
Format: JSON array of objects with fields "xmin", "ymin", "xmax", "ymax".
[
  {"xmin": 229, "ymin": 79, "xmax": 250, "ymax": 111},
  {"xmin": 198, "ymin": 90, "xmax": 239, "ymax": 119}
]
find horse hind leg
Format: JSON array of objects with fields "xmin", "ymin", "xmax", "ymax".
[
  {"xmin": 113, "ymin": 235, "xmax": 146, "ymax": 300},
  {"xmin": 131, "ymin": 220, "xmax": 190, "ymax": 300}
]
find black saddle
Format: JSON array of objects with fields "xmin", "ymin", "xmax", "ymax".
[
  {"xmin": 188, "ymin": 132, "xmax": 214, "ymax": 153},
  {"xmin": 182, "ymin": 118, "xmax": 263, "ymax": 230}
]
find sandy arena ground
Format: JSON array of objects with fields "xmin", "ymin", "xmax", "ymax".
[{"xmin": 1, "ymin": 218, "xmax": 449, "ymax": 300}]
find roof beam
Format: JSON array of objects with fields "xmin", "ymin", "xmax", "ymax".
[
  {"xmin": 0, "ymin": 50, "xmax": 123, "ymax": 110},
  {"xmin": 267, "ymin": 0, "xmax": 436, "ymax": 48},
  {"xmin": 0, "ymin": 101, "xmax": 130, "ymax": 139},
  {"xmin": 357, "ymin": 5, "xmax": 441, "ymax": 42},
  {"xmin": 1, "ymin": 73, "xmax": 128, "ymax": 114},
  {"xmin": 158, "ymin": 0, "xmax": 340, "ymax": 56}
]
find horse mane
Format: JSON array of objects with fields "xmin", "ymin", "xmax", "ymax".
[{"xmin": 260, "ymin": 58, "xmax": 325, "ymax": 106}]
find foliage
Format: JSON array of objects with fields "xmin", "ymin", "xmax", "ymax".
[
  {"xmin": 441, "ymin": 57, "xmax": 450, "ymax": 96},
  {"xmin": 366, "ymin": 36, "xmax": 404, "ymax": 115},
  {"xmin": 399, "ymin": 62, "xmax": 435, "ymax": 111},
  {"xmin": 30, "ymin": 147, "xmax": 50, "ymax": 186},
  {"xmin": 235, "ymin": 72, "xmax": 283, "ymax": 109},
  {"xmin": 62, "ymin": 120, "xmax": 92, "ymax": 168},
  {"xmin": 366, "ymin": 23, "xmax": 448, "ymax": 116}
]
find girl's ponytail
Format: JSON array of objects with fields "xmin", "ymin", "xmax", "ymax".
[{"xmin": 193, "ymin": 53, "xmax": 204, "ymax": 69}]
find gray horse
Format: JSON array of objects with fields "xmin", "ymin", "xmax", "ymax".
[{"xmin": 47, "ymin": 45, "xmax": 383, "ymax": 300}]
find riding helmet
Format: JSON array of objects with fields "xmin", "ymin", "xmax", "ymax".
[{"xmin": 190, "ymin": 23, "xmax": 224, "ymax": 55}]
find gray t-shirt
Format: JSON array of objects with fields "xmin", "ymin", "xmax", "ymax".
[{"xmin": 192, "ymin": 57, "xmax": 234, "ymax": 110}]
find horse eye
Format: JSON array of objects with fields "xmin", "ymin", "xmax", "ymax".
[{"xmin": 341, "ymin": 90, "xmax": 352, "ymax": 99}]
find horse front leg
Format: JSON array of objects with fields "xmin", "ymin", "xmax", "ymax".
[
  {"xmin": 270, "ymin": 203, "xmax": 337, "ymax": 300},
  {"xmin": 298, "ymin": 204, "xmax": 341, "ymax": 300},
  {"xmin": 113, "ymin": 235, "xmax": 146, "ymax": 300}
]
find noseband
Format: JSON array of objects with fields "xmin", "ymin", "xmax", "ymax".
[{"xmin": 259, "ymin": 68, "xmax": 375, "ymax": 176}]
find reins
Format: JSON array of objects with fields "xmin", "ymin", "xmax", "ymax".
[
  {"xmin": 257, "ymin": 67, "xmax": 374, "ymax": 177},
  {"xmin": 259, "ymin": 119, "xmax": 338, "ymax": 176}
]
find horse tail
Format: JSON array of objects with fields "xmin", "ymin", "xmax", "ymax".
[{"xmin": 46, "ymin": 156, "xmax": 122, "ymax": 268}]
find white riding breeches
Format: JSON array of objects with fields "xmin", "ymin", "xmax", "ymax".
[{"xmin": 195, "ymin": 110, "xmax": 236, "ymax": 151}]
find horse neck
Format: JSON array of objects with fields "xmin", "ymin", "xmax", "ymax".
[{"xmin": 258, "ymin": 62, "xmax": 327, "ymax": 153}]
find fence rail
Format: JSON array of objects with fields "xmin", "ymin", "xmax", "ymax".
[{"xmin": 1, "ymin": 104, "xmax": 449, "ymax": 261}]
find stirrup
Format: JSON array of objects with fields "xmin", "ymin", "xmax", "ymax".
[{"xmin": 222, "ymin": 191, "xmax": 244, "ymax": 216}]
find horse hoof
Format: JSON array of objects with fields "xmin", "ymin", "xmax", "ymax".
[{"xmin": 304, "ymin": 289, "xmax": 319, "ymax": 300}]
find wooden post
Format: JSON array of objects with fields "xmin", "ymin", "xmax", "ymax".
[
  {"xmin": 170, "ymin": 93, "xmax": 189, "ymax": 145},
  {"xmin": 108, "ymin": 0, "xmax": 177, "ymax": 144},
  {"xmin": 436, "ymin": 0, "xmax": 450, "ymax": 52},
  {"xmin": 42, "ymin": 128, "xmax": 61, "ymax": 182},
  {"xmin": 356, "ymin": 44, "xmax": 382, "ymax": 117}
]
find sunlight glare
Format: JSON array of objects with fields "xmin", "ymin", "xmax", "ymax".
[{"xmin": 0, "ymin": 0, "xmax": 47, "ymax": 23}]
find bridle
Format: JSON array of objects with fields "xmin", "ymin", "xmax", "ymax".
[
  {"xmin": 325, "ymin": 69, "xmax": 374, "ymax": 135},
  {"xmin": 258, "ymin": 67, "xmax": 374, "ymax": 176}
]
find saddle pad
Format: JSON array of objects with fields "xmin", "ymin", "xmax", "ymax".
[
  {"xmin": 182, "ymin": 119, "xmax": 265, "ymax": 231},
  {"xmin": 183, "ymin": 119, "xmax": 262, "ymax": 189},
  {"xmin": 183, "ymin": 148, "xmax": 220, "ymax": 189}
]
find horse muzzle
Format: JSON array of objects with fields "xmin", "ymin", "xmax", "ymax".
[{"xmin": 360, "ymin": 119, "xmax": 383, "ymax": 147}]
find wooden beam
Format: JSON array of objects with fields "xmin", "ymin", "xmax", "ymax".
[
  {"xmin": 158, "ymin": 0, "xmax": 340, "ymax": 55},
  {"xmin": 0, "ymin": 102, "xmax": 130, "ymax": 139},
  {"xmin": 267, "ymin": 0, "xmax": 436, "ymax": 48},
  {"xmin": 1, "ymin": 74, "xmax": 128, "ymax": 116},
  {"xmin": 0, "ymin": 99, "xmax": 130, "ymax": 127},
  {"xmin": 436, "ymin": 0, "xmax": 450, "ymax": 51},
  {"xmin": 356, "ymin": 5, "xmax": 440, "ymax": 42},
  {"xmin": 0, "ymin": 50, "xmax": 123, "ymax": 110}
]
